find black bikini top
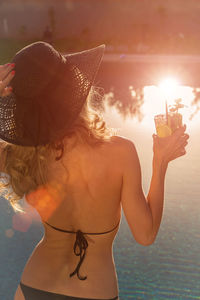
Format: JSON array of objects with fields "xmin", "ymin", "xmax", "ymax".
[{"xmin": 44, "ymin": 220, "xmax": 120, "ymax": 281}]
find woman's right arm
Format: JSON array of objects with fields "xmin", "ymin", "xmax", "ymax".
[{"xmin": 120, "ymin": 126, "xmax": 189, "ymax": 246}]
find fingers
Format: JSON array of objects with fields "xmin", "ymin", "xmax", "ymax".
[
  {"xmin": 172, "ymin": 141, "xmax": 188, "ymax": 155},
  {"xmin": 167, "ymin": 134, "xmax": 188, "ymax": 159},
  {"xmin": 176, "ymin": 133, "xmax": 189, "ymax": 145},
  {"xmin": 183, "ymin": 133, "xmax": 189, "ymax": 139},
  {"xmin": 170, "ymin": 148, "xmax": 186, "ymax": 161},
  {"xmin": 173, "ymin": 124, "xmax": 186, "ymax": 138},
  {"xmin": 1, "ymin": 86, "xmax": 13, "ymax": 97},
  {"xmin": 0, "ymin": 71, "xmax": 15, "ymax": 93},
  {"xmin": 0, "ymin": 63, "xmax": 15, "ymax": 81},
  {"xmin": 174, "ymin": 133, "xmax": 189, "ymax": 151},
  {"xmin": 153, "ymin": 125, "xmax": 189, "ymax": 163},
  {"xmin": 168, "ymin": 129, "xmax": 188, "ymax": 161},
  {"xmin": 168, "ymin": 125, "xmax": 188, "ymax": 150},
  {"xmin": 0, "ymin": 63, "xmax": 15, "ymax": 97}
]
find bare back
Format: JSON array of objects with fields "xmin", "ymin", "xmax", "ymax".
[{"xmin": 17, "ymin": 136, "xmax": 123, "ymax": 299}]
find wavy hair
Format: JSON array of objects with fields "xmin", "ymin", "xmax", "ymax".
[{"xmin": 0, "ymin": 87, "xmax": 116, "ymax": 211}]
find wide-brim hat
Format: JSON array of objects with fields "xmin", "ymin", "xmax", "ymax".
[{"xmin": 0, "ymin": 41, "xmax": 105, "ymax": 146}]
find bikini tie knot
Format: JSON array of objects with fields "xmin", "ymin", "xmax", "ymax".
[{"xmin": 70, "ymin": 230, "xmax": 88, "ymax": 280}]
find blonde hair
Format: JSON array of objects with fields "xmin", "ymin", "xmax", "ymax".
[{"xmin": 0, "ymin": 88, "xmax": 116, "ymax": 211}]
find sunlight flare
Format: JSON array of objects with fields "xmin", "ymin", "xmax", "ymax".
[{"xmin": 158, "ymin": 77, "xmax": 180, "ymax": 103}]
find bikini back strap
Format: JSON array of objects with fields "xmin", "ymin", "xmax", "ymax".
[
  {"xmin": 45, "ymin": 220, "xmax": 120, "ymax": 235},
  {"xmin": 44, "ymin": 220, "xmax": 120, "ymax": 280},
  {"xmin": 45, "ymin": 222, "xmax": 77, "ymax": 233}
]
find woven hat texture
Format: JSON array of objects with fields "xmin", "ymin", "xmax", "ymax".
[{"xmin": 0, "ymin": 41, "xmax": 105, "ymax": 146}]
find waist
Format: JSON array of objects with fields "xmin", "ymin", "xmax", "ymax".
[
  {"xmin": 22, "ymin": 238, "xmax": 116, "ymax": 279},
  {"xmin": 21, "ymin": 240, "xmax": 118, "ymax": 298}
]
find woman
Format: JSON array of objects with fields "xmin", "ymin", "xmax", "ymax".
[{"xmin": 0, "ymin": 42, "xmax": 189, "ymax": 300}]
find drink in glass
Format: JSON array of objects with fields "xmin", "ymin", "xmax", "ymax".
[
  {"xmin": 154, "ymin": 114, "xmax": 172, "ymax": 137},
  {"xmin": 154, "ymin": 99, "xmax": 183, "ymax": 138}
]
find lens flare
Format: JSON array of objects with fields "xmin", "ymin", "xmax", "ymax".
[
  {"xmin": 26, "ymin": 182, "xmax": 64, "ymax": 222},
  {"xmin": 158, "ymin": 77, "xmax": 180, "ymax": 101}
]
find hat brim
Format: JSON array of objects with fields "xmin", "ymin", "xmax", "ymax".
[{"xmin": 64, "ymin": 44, "xmax": 105, "ymax": 86}]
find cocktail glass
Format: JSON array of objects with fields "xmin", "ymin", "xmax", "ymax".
[
  {"xmin": 154, "ymin": 114, "xmax": 172, "ymax": 137},
  {"xmin": 154, "ymin": 112, "xmax": 182, "ymax": 137}
]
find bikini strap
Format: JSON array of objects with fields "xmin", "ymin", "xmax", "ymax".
[
  {"xmin": 45, "ymin": 222, "xmax": 77, "ymax": 233},
  {"xmin": 44, "ymin": 220, "xmax": 120, "ymax": 280},
  {"xmin": 44, "ymin": 220, "xmax": 120, "ymax": 235}
]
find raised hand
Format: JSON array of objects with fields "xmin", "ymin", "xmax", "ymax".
[
  {"xmin": 0, "ymin": 63, "xmax": 15, "ymax": 97},
  {"xmin": 153, "ymin": 124, "xmax": 189, "ymax": 164}
]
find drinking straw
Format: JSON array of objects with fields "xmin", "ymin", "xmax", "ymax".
[{"xmin": 165, "ymin": 101, "xmax": 168, "ymax": 125}]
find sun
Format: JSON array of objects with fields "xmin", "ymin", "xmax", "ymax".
[{"xmin": 158, "ymin": 77, "xmax": 180, "ymax": 103}]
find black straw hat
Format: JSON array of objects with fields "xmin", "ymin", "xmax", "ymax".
[{"xmin": 0, "ymin": 41, "xmax": 105, "ymax": 146}]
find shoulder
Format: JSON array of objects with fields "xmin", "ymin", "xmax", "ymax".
[
  {"xmin": 109, "ymin": 135, "xmax": 137, "ymax": 155},
  {"xmin": 108, "ymin": 135, "xmax": 138, "ymax": 167}
]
